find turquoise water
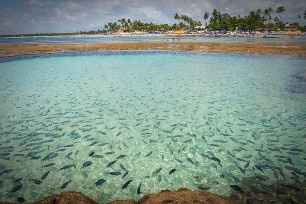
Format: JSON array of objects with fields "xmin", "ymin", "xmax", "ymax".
[{"xmin": 0, "ymin": 52, "xmax": 306, "ymax": 203}]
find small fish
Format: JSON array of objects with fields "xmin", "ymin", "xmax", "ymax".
[
  {"xmin": 105, "ymin": 151, "xmax": 115, "ymax": 155},
  {"xmin": 95, "ymin": 179, "xmax": 106, "ymax": 187},
  {"xmin": 31, "ymin": 179, "xmax": 42, "ymax": 185},
  {"xmin": 169, "ymin": 169, "xmax": 176, "ymax": 175},
  {"xmin": 157, "ymin": 175, "xmax": 162, "ymax": 182},
  {"xmin": 82, "ymin": 161, "xmax": 93, "ymax": 168},
  {"xmin": 197, "ymin": 185, "xmax": 210, "ymax": 191},
  {"xmin": 0, "ymin": 169, "xmax": 13, "ymax": 176},
  {"xmin": 107, "ymin": 160, "xmax": 117, "ymax": 167},
  {"xmin": 210, "ymin": 156, "xmax": 222, "ymax": 167},
  {"xmin": 89, "ymin": 141, "xmax": 98, "ymax": 146},
  {"xmin": 65, "ymin": 152, "xmax": 73, "ymax": 159},
  {"xmin": 14, "ymin": 178, "xmax": 23, "ymax": 183},
  {"xmin": 187, "ymin": 158, "xmax": 196, "ymax": 165},
  {"xmin": 116, "ymin": 155, "xmax": 127, "ymax": 160},
  {"xmin": 92, "ymin": 154, "xmax": 104, "ymax": 158},
  {"xmin": 10, "ymin": 184, "xmax": 23, "ymax": 192},
  {"xmin": 122, "ymin": 171, "xmax": 129, "ymax": 178},
  {"xmin": 89, "ymin": 151, "xmax": 95, "ymax": 157},
  {"xmin": 63, "ymin": 144, "xmax": 74, "ymax": 148},
  {"xmin": 98, "ymin": 131, "xmax": 107, "ymax": 135},
  {"xmin": 41, "ymin": 171, "xmax": 50, "ymax": 180},
  {"xmin": 152, "ymin": 167, "xmax": 162, "ymax": 176},
  {"xmin": 42, "ymin": 152, "xmax": 58, "ymax": 161},
  {"xmin": 119, "ymin": 164, "xmax": 128, "ymax": 172},
  {"xmin": 109, "ymin": 171, "xmax": 121, "ymax": 176},
  {"xmin": 137, "ymin": 183, "xmax": 142, "ymax": 194},
  {"xmin": 244, "ymin": 161, "xmax": 250, "ymax": 169},
  {"xmin": 59, "ymin": 164, "xmax": 75, "ymax": 170},
  {"xmin": 230, "ymin": 185, "xmax": 243, "ymax": 193},
  {"xmin": 145, "ymin": 151, "xmax": 153, "ymax": 157},
  {"xmin": 61, "ymin": 180, "xmax": 71, "ymax": 189},
  {"xmin": 43, "ymin": 163, "xmax": 55, "ymax": 168},
  {"xmin": 17, "ymin": 197, "xmax": 25, "ymax": 203},
  {"xmin": 122, "ymin": 179, "xmax": 133, "ymax": 189},
  {"xmin": 254, "ymin": 164, "xmax": 269, "ymax": 173}
]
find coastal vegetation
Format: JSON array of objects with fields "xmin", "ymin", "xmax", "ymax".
[{"xmin": 101, "ymin": 6, "xmax": 306, "ymax": 33}]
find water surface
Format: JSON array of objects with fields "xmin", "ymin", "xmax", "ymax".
[
  {"xmin": 1, "ymin": 34, "xmax": 306, "ymax": 44},
  {"xmin": 0, "ymin": 52, "xmax": 305, "ymax": 203}
]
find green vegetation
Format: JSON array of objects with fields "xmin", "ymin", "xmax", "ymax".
[
  {"xmin": 102, "ymin": 14, "xmax": 201, "ymax": 33},
  {"xmin": 174, "ymin": 13, "xmax": 202, "ymax": 30},
  {"xmin": 103, "ymin": 18, "xmax": 174, "ymax": 33},
  {"xmin": 101, "ymin": 15, "xmax": 202, "ymax": 33},
  {"xmin": 203, "ymin": 12, "xmax": 210, "ymax": 27},
  {"xmin": 101, "ymin": 6, "xmax": 306, "ymax": 33}
]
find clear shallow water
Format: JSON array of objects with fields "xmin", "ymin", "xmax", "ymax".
[
  {"xmin": 1, "ymin": 34, "xmax": 306, "ymax": 44},
  {"xmin": 0, "ymin": 52, "xmax": 306, "ymax": 203}
]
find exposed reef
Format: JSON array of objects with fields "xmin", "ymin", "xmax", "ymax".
[
  {"xmin": 1, "ymin": 180, "xmax": 306, "ymax": 204},
  {"xmin": 1, "ymin": 42, "xmax": 306, "ymax": 59},
  {"xmin": 0, "ymin": 189, "xmax": 232, "ymax": 204}
]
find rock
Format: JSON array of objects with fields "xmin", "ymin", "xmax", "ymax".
[
  {"xmin": 0, "ymin": 189, "xmax": 232, "ymax": 204},
  {"xmin": 139, "ymin": 188, "xmax": 232, "ymax": 204},
  {"xmin": 33, "ymin": 192, "xmax": 96, "ymax": 204}
]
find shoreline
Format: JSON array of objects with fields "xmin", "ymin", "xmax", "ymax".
[
  {"xmin": 1, "ymin": 31, "xmax": 305, "ymax": 38},
  {"xmin": 1, "ymin": 42, "xmax": 306, "ymax": 59}
]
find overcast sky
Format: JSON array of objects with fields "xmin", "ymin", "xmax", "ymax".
[{"xmin": 0, "ymin": 0, "xmax": 305, "ymax": 35}]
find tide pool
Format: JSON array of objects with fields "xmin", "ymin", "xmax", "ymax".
[{"xmin": 0, "ymin": 52, "xmax": 305, "ymax": 203}]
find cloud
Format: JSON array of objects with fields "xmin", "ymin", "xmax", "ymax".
[{"xmin": 0, "ymin": 0, "xmax": 305, "ymax": 34}]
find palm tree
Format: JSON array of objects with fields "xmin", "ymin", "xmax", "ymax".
[
  {"xmin": 127, "ymin": 18, "xmax": 132, "ymax": 32},
  {"xmin": 204, "ymin": 12, "xmax": 209, "ymax": 27},
  {"xmin": 118, "ymin": 18, "xmax": 127, "ymax": 31},
  {"xmin": 264, "ymin": 9, "xmax": 269, "ymax": 20},
  {"xmin": 276, "ymin": 6, "xmax": 285, "ymax": 14},
  {"xmin": 256, "ymin": 9, "xmax": 262, "ymax": 16},
  {"xmin": 275, "ymin": 6, "xmax": 285, "ymax": 30},
  {"xmin": 268, "ymin": 7, "xmax": 273, "ymax": 20}
]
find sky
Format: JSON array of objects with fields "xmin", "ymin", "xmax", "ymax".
[{"xmin": 0, "ymin": 0, "xmax": 305, "ymax": 35}]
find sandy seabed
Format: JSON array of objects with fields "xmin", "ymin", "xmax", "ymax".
[{"xmin": 0, "ymin": 42, "xmax": 306, "ymax": 203}]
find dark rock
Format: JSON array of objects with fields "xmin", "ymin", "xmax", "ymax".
[{"xmin": 33, "ymin": 192, "xmax": 96, "ymax": 204}]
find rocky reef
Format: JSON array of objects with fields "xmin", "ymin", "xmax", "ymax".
[
  {"xmin": 1, "ymin": 181, "xmax": 306, "ymax": 204},
  {"xmin": 1, "ymin": 42, "xmax": 306, "ymax": 59},
  {"xmin": 0, "ymin": 189, "xmax": 231, "ymax": 204}
]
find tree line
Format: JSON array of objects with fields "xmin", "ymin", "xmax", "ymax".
[{"xmin": 102, "ymin": 7, "xmax": 306, "ymax": 33}]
